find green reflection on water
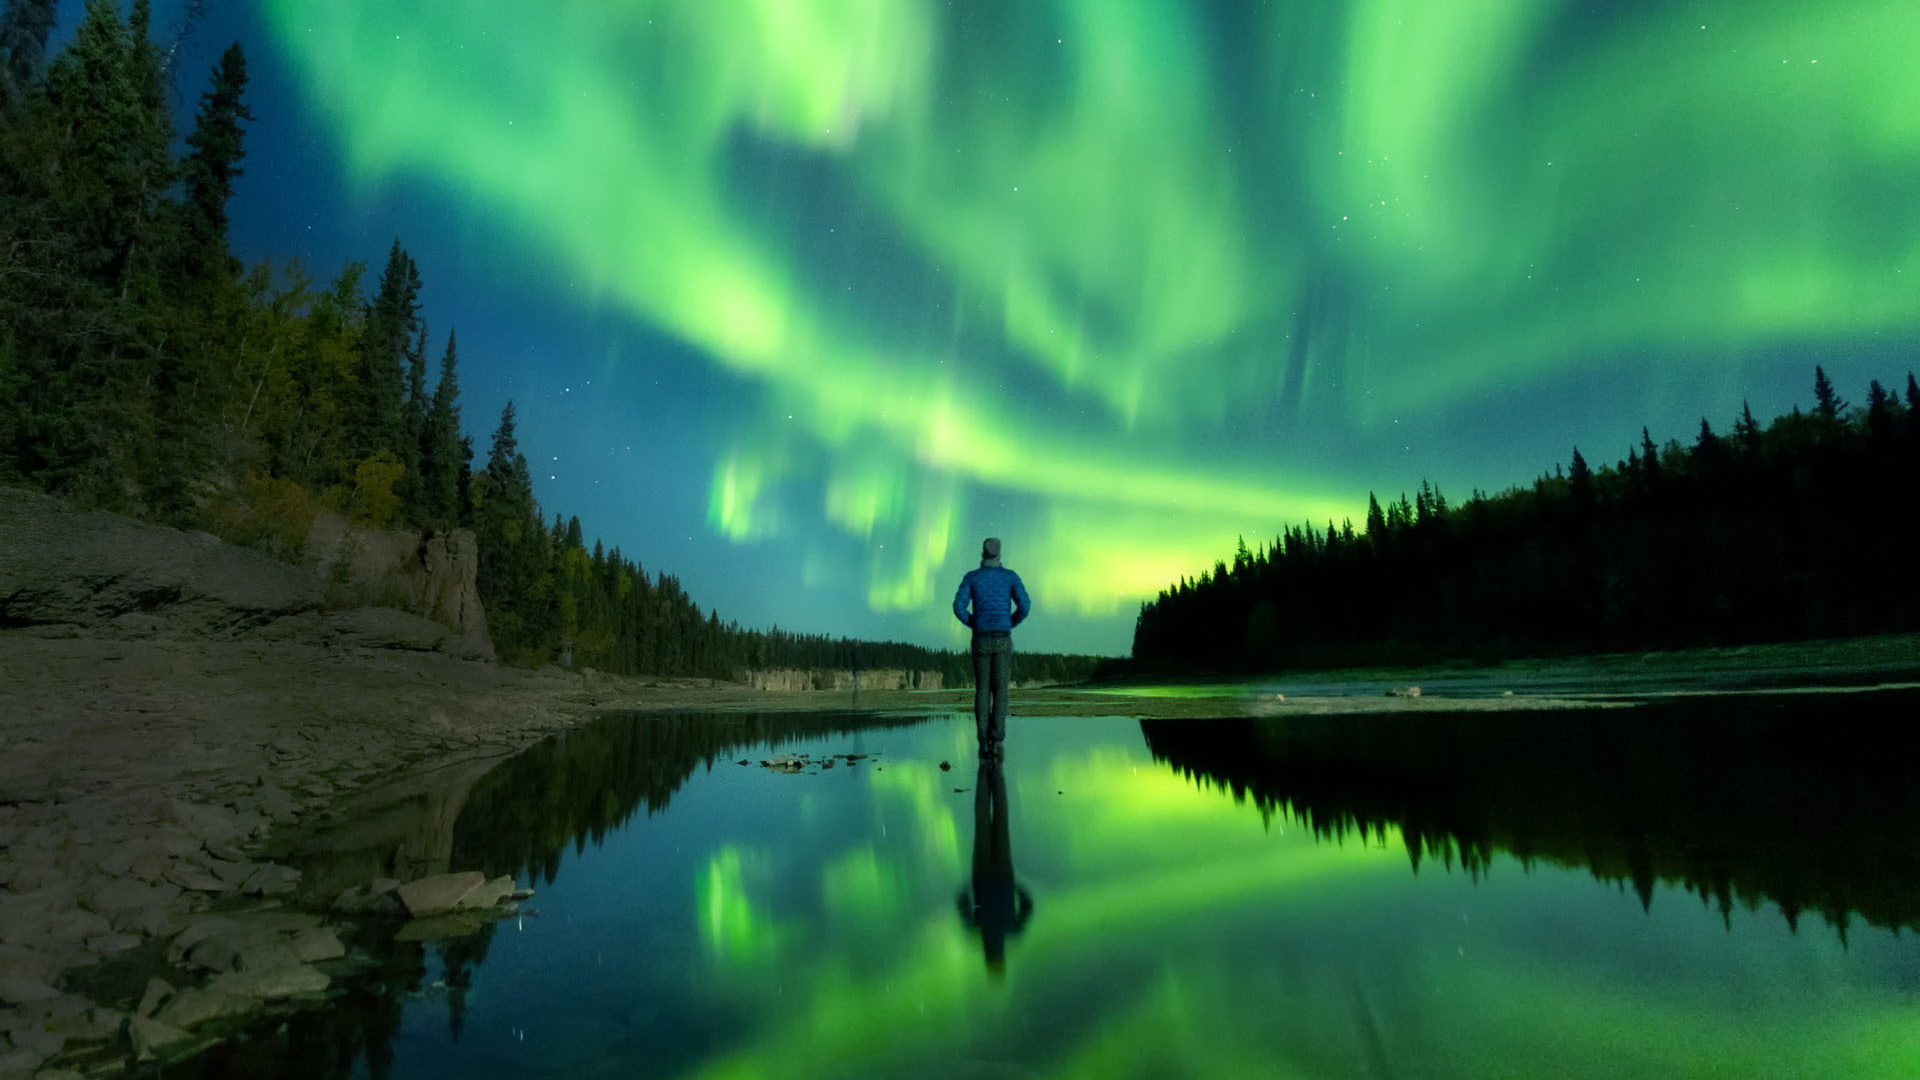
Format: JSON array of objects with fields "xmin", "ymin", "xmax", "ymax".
[{"xmin": 175, "ymin": 696, "xmax": 1920, "ymax": 1079}]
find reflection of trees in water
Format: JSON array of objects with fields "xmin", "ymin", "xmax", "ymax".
[
  {"xmin": 171, "ymin": 917, "xmax": 425, "ymax": 1080},
  {"xmin": 180, "ymin": 711, "xmax": 926, "ymax": 1079},
  {"xmin": 450, "ymin": 711, "xmax": 929, "ymax": 884},
  {"xmin": 1142, "ymin": 689, "xmax": 1920, "ymax": 940}
]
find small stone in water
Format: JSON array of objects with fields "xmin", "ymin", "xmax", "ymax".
[{"xmin": 939, "ymin": 761, "xmax": 951, "ymax": 771}]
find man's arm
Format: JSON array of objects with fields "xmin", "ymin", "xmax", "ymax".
[
  {"xmin": 953, "ymin": 574, "xmax": 974, "ymax": 627},
  {"xmin": 1010, "ymin": 573, "xmax": 1030, "ymax": 628}
]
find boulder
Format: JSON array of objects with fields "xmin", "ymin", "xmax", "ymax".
[{"xmin": 395, "ymin": 872, "xmax": 485, "ymax": 917}]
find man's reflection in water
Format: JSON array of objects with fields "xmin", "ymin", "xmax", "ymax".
[{"xmin": 957, "ymin": 760, "xmax": 1033, "ymax": 976}]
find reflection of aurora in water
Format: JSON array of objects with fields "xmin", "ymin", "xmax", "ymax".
[
  {"xmin": 252, "ymin": 1, "xmax": 1920, "ymax": 652},
  {"xmin": 183, "ymin": 704, "xmax": 1920, "ymax": 1078}
]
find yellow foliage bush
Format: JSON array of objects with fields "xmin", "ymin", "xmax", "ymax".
[
  {"xmin": 347, "ymin": 453, "xmax": 406, "ymax": 528},
  {"xmin": 203, "ymin": 473, "xmax": 322, "ymax": 561}
]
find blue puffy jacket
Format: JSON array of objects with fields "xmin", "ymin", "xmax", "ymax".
[{"xmin": 954, "ymin": 564, "xmax": 1030, "ymax": 633}]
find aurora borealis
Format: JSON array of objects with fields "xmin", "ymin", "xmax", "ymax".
[{"xmin": 209, "ymin": 1, "xmax": 1920, "ymax": 652}]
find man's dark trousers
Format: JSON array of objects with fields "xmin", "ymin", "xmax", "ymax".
[{"xmin": 972, "ymin": 631, "xmax": 1011, "ymax": 750}]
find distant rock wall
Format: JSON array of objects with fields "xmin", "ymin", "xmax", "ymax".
[{"xmin": 738, "ymin": 668, "xmax": 945, "ymax": 692}]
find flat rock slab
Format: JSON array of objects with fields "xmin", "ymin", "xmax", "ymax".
[
  {"xmin": 0, "ymin": 978, "xmax": 59, "ymax": 1006},
  {"xmin": 397, "ymin": 872, "xmax": 485, "ymax": 916},
  {"xmin": 458, "ymin": 875, "xmax": 516, "ymax": 912},
  {"xmin": 163, "ymin": 801, "xmax": 247, "ymax": 847},
  {"xmin": 241, "ymin": 864, "xmax": 300, "ymax": 897},
  {"xmin": 289, "ymin": 928, "xmax": 345, "ymax": 964},
  {"xmin": 129, "ymin": 1014, "xmax": 193, "ymax": 1061}
]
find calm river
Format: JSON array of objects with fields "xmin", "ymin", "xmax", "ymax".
[{"xmin": 178, "ymin": 690, "xmax": 1920, "ymax": 1078}]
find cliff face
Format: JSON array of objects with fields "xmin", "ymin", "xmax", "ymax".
[
  {"xmin": 0, "ymin": 488, "xmax": 492, "ymax": 659},
  {"xmin": 738, "ymin": 668, "xmax": 946, "ymax": 692},
  {"xmin": 304, "ymin": 513, "xmax": 492, "ymax": 660}
]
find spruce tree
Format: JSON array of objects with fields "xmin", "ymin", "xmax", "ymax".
[
  {"xmin": 1365, "ymin": 492, "xmax": 1386, "ymax": 540},
  {"xmin": 475, "ymin": 402, "xmax": 547, "ymax": 660},
  {"xmin": 354, "ymin": 240, "xmax": 420, "ymax": 463},
  {"xmin": 421, "ymin": 329, "xmax": 463, "ymax": 528},
  {"xmin": 1813, "ymin": 365, "xmax": 1844, "ymax": 420},
  {"xmin": 1865, "ymin": 380, "xmax": 1894, "ymax": 444},
  {"xmin": 1568, "ymin": 447, "xmax": 1594, "ymax": 507},
  {"xmin": 0, "ymin": 0, "xmax": 57, "ymax": 110},
  {"xmin": 398, "ymin": 316, "xmax": 429, "ymax": 521},
  {"xmin": 180, "ymin": 42, "xmax": 251, "ymax": 277},
  {"xmin": 1734, "ymin": 401, "xmax": 1760, "ymax": 457},
  {"xmin": 1639, "ymin": 426, "xmax": 1662, "ymax": 488}
]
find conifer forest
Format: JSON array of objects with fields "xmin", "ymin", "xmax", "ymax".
[{"xmin": 1132, "ymin": 367, "xmax": 1920, "ymax": 672}]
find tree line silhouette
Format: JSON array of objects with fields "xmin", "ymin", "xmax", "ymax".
[
  {"xmin": 1132, "ymin": 368, "xmax": 1920, "ymax": 672},
  {"xmin": 0, "ymin": 1, "xmax": 1099, "ymax": 685}
]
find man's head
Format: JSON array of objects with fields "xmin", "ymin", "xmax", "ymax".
[{"xmin": 982, "ymin": 537, "xmax": 1001, "ymax": 560}]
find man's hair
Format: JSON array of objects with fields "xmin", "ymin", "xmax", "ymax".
[{"xmin": 982, "ymin": 537, "xmax": 1002, "ymax": 559}]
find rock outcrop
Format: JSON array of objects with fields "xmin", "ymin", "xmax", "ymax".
[
  {"xmin": 0, "ymin": 487, "xmax": 322, "ymax": 637},
  {"xmin": 303, "ymin": 512, "xmax": 493, "ymax": 660},
  {"xmin": 0, "ymin": 487, "xmax": 491, "ymax": 658}
]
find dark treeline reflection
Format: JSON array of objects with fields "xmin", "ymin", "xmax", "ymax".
[
  {"xmin": 1143, "ymin": 690, "xmax": 1920, "ymax": 940},
  {"xmin": 1130, "ymin": 368, "xmax": 1920, "ymax": 672},
  {"xmin": 174, "ymin": 711, "xmax": 927, "ymax": 1080},
  {"xmin": 450, "ymin": 710, "xmax": 928, "ymax": 884}
]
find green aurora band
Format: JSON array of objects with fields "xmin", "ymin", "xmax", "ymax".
[{"xmin": 261, "ymin": 1, "xmax": 1920, "ymax": 642}]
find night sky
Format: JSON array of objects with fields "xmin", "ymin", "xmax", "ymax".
[{"xmin": 112, "ymin": 1, "xmax": 1920, "ymax": 655}]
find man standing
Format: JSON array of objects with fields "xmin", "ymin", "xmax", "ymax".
[{"xmin": 953, "ymin": 537, "xmax": 1030, "ymax": 759}]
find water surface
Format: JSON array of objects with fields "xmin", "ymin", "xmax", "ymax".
[{"xmin": 185, "ymin": 692, "xmax": 1920, "ymax": 1078}]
